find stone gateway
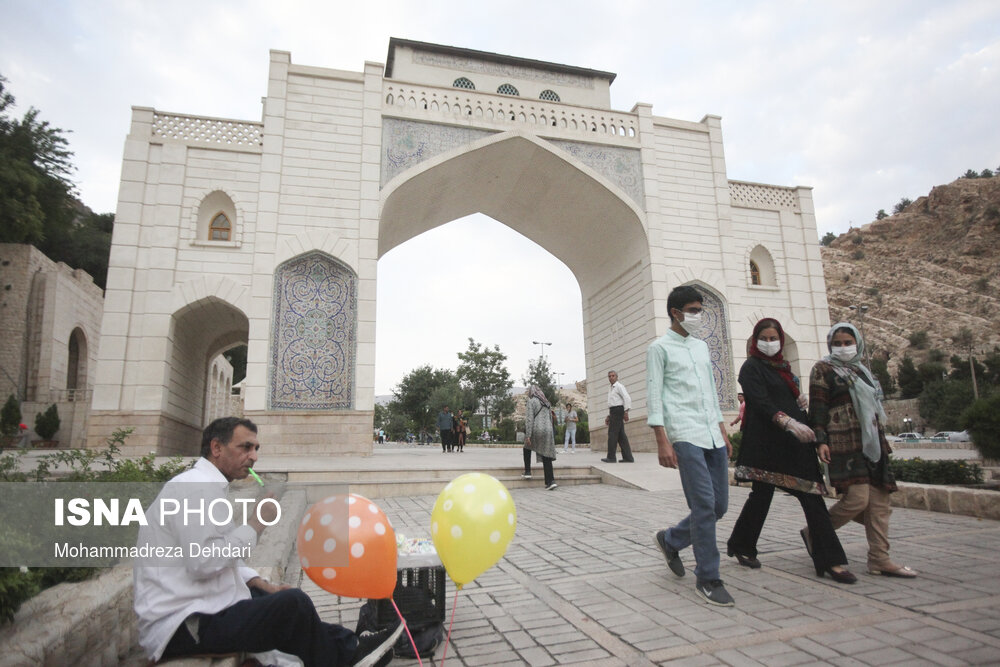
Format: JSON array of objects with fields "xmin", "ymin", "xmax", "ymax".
[{"xmin": 89, "ymin": 39, "xmax": 830, "ymax": 455}]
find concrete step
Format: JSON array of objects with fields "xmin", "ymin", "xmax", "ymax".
[
  {"xmin": 280, "ymin": 468, "xmax": 602, "ymax": 499},
  {"xmin": 281, "ymin": 465, "xmax": 597, "ymax": 483}
]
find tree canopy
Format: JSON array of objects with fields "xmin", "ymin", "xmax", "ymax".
[
  {"xmin": 456, "ymin": 338, "xmax": 513, "ymax": 426},
  {"xmin": 0, "ymin": 74, "xmax": 113, "ymax": 288}
]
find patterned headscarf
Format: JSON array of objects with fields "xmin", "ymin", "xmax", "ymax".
[
  {"xmin": 526, "ymin": 385, "xmax": 551, "ymax": 408},
  {"xmin": 823, "ymin": 322, "xmax": 887, "ymax": 462}
]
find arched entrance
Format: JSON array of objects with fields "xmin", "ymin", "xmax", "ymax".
[
  {"xmin": 381, "ymin": 132, "xmax": 656, "ymax": 444},
  {"xmin": 162, "ymin": 296, "xmax": 249, "ymax": 455}
]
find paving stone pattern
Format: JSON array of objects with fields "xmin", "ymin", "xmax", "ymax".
[{"xmin": 293, "ymin": 484, "xmax": 1000, "ymax": 665}]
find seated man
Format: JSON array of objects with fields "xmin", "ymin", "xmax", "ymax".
[{"xmin": 134, "ymin": 417, "xmax": 401, "ymax": 666}]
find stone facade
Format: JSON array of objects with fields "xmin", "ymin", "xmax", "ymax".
[
  {"xmin": 92, "ymin": 39, "xmax": 830, "ymax": 455},
  {"xmin": 0, "ymin": 244, "xmax": 103, "ymax": 448}
]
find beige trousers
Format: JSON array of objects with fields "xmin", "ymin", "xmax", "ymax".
[{"xmin": 828, "ymin": 483, "xmax": 893, "ymax": 570}]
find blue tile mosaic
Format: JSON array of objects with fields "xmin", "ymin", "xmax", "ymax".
[{"xmin": 269, "ymin": 252, "xmax": 356, "ymax": 410}]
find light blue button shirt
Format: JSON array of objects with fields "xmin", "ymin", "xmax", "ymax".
[{"xmin": 646, "ymin": 329, "xmax": 725, "ymax": 450}]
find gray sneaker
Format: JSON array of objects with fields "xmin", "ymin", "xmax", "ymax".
[
  {"xmin": 655, "ymin": 530, "xmax": 685, "ymax": 577},
  {"xmin": 695, "ymin": 579, "xmax": 735, "ymax": 607}
]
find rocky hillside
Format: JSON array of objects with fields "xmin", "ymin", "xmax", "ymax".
[{"xmin": 822, "ymin": 176, "xmax": 1000, "ymax": 374}]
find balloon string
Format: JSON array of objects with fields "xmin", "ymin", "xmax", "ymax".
[
  {"xmin": 439, "ymin": 587, "xmax": 460, "ymax": 667},
  {"xmin": 391, "ymin": 597, "xmax": 423, "ymax": 667}
]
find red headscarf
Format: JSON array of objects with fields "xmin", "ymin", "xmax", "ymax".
[{"xmin": 747, "ymin": 318, "xmax": 800, "ymax": 398}]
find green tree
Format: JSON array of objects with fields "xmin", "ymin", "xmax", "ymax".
[
  {"xmin": 962, "ymin": 169, "xmax": 980, "ymax": 179},
  {"xmin": 522, "ymin": 357, "xmax": 558, "ymax": 406},
  {"xmin": 918, "ymin": 361, "xmax": 947, "ymax": 385},
  {"xmin": 1, "ymin": 395, "xmax": 21, "ymax": 437},
  {"xmin": 456, "ymin": 338, "xmax": 514, "ymax": 429},
  {"xmin": 918, "ymin": 380, "xmax": 976, "ymax": 431},
  {"xmin": 820, "ymin": 231, "xmax": 836, "ymax": 246},
  {"xmin": 875, "ymin": 209, "xmax": 888, "ymax": 220},
  {"xmin": 897, "ymin": 356, "xmax": 923, "ymax": 399},
  {"xmin": 33, "ymin": 404, "xmax": 59, "ymax": 441},
  {"xmin": 0, "ymin": 75, "xmax": 76, "ymax": 247},
  {"xmin": 892, "ymin": 198, "xmax": 912, "ymax": 214},
  {"xmin": 961, "ymin": 393, "xmax": 1000, "ymax": 460},
  {"xmin": 390, "ymin": 365, "xmax": 461, "ymax": 432},
  {"xmin": 982, "ymin": 168, "xmax": 995, "ymax": 178},
  {"xmin": 870, "ymin": 358, "xmax": 895, "ymax": 396},
  {"xmin": 63, "ymin": 211, "xmax": 114, "ymax": 289}
]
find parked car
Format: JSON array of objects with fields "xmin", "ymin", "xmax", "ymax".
[
  {"xmin": 949, "ymin": 430, "xmax": 972, "ymax": 443},
  {"xmin": 931, "ymin": 431, "xmax": 958, "ymax": 440},
  {"xmin": 893, "ymin": 432, "xmax": 922, "ymax": 441}
]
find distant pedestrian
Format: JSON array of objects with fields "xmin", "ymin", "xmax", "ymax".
[
  {"xmin": 648, "ymin": 285, "xmax": 735, "ymax": 607},
  {"xmin": 808, "ymin": 322, "xmax": 917, "ymax": 578},
  {"xmin": 455, "ymin": 409, "xmax": 467, "ymax": 452},
  {"xmin": 563, "ymin": 402, "xmax": 578, "ymax": 453},
  {"xmin": 437, "ymin": 405, "xmax": 454, "ymax": 453},
  {"xmin": 729, "ymin": 393, "xmax": 745, "ymax": 431},
  {"xmin": 602, "ymin": 371, "xmax": 634, "ymax": 462},
  {"xmin": 523, "ymin": 385, "xmax": 557, "ymax": 490}
]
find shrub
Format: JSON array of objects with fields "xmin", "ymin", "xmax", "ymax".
[
  {"xmin": 961, "ymin": 393, "xmax": 1000, "ymax": 460},
  {"xmin": 1, "ymin": 395, "xmax": 21, "ymax": 437},
  {"xmin": 576, "ymin": 420, "xmax": 590, "ymax": 444},
  {"xmin": 850, "ymin": 250, "xmax": 865, "ymax": 260},
  {"xmin": 0, "ymin": 568, "xmax": 40, "ymax": 623},
  {"xmin": 908, "ymin": 330, "xmax": 929, "ymax": 349},
  {"xmin": 728, "ymin": 431, "xmax": 742, "ymax": 462},
  {"xmin": 33, "ymin": 404, "xmax": 60, "ymax": 441},
  {"xmin": 820, "ymin": 231, "xmax": 836, "ymax": 246},
  {"xmin": 888, "ymin": 457, "xmax": 983, "ymax": 485}
]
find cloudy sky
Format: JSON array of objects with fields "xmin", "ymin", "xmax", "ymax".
[{"xmin": 2, "ymin": 1, "xmax": 998, "ymax": 394}]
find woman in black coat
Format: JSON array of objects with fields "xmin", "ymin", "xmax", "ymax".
[{"xmin": 726, "ymin": 318, "xmax": 856, "ymax": 583}]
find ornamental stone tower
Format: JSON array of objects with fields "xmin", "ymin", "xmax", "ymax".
[{"xmin": 89, "ymin": 39, "xmax": 830, "ymax": 455}]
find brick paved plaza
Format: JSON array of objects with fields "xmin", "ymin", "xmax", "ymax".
[{"xmin": 296, "ymin": 474, "xmax": 1000, "ymax": 666}]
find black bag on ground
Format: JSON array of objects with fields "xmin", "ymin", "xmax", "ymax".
[{"xmin": 357, "ymin": 599, "xmax": 444, "ymax": 659}]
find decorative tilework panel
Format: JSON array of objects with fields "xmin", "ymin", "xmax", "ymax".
[
  {"xmin": 270, "ymin": 252, "xmax": 356, "ymax": 410},
  {"xmin": 381, "ymin": 119, "xmax": 495, "ymax": 186},
  {"xmin": 381, "ymin": 120, "xmax": 645, "ymax": 209},
  {"xmin": 692, "ymin": 285, "xmax": 737, "ymax": 411},
  {"xmin": 549, "ymin": 140, "xmax": 644, "ymax": 208}
]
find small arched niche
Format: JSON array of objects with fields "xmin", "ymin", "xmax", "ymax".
[
  {"xmin": 749, "ymin": 245, "xmax": 776, "ymax": 286},
  {"xmin": 197, "ymin": 191, "xmax": 238, "ymax": 244}
]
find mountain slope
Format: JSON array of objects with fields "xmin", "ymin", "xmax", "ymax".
[{"xmin": 821, "ymin": 176, "xmax": 1000, "ymax": 373}]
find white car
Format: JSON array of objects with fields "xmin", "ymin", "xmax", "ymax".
[
  {"xmin": 893, "ymin": 432, "xmax": 922, "ymax": 441},
  {"xmin": 949, "ymin": 430, "xmax": 972, "ymax": 443}
]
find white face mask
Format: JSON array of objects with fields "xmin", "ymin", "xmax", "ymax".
[
  {"xmin": 678, "ymin": 311, "xmax": 703, "ymax": 335},
  {"xmin": 756, "ymin": 340, "xmax": 781, "ymax": 357},
  {"xmin": 831, "ymin": 345, "xmax": 857, "ymax": 361}
]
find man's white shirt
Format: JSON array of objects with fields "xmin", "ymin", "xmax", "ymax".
[
  {"xmin": 133, "ymin": 458, "xmax": 260, "ymax": 660},
  {"xmin": 607, "ymin": 381, "xmax": 632, "ymax": 410}
]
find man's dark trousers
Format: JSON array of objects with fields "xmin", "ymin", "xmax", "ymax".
[
  {"xmin": 606, "ymin": 405, "xmax": 634, "ymax": 461},
  {"xmin": 161, "ymin": 588, "xmax": 356, "ymax": 666},
  {"xmin": 440, "ymin": 429, "xmax": 452, "ymax": 452}
]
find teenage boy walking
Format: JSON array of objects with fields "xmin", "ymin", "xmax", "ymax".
[{"xmin": 647, "ymin": 285, "xmax": 734, "ymax": 606}]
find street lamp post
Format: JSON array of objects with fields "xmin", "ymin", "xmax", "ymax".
[
  {"xmin": 532, "ymin": 340, "xmax": 552, "ymax": 360},
  {"xmin": 848, "ymin": 304, "xmax": 872, "ymax": 368}
]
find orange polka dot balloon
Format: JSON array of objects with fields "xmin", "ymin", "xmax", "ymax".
[{"xmin": 297, "ymin": 493, "xmax": 397, "ymax": 599}]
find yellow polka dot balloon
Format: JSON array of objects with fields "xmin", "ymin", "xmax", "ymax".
[{"xmin": 431, "ymin": 473, "xmax": 517, "ymax": 587}]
